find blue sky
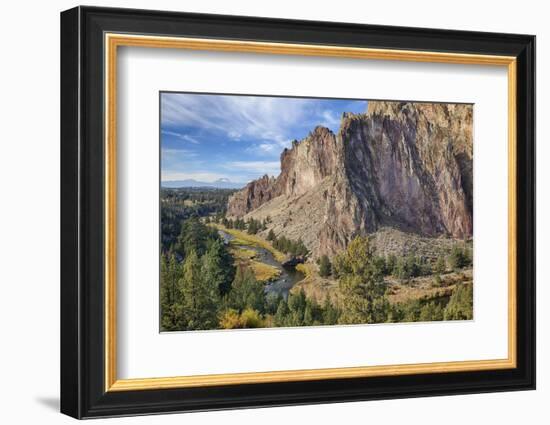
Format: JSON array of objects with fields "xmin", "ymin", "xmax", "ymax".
[{"xmin": 160, "ymin": 93, "xmax": 368, "ymax": 184}]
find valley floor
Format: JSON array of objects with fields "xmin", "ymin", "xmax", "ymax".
[{"xmin": 210, "ymin": 221, "xmax": 473, "ymax": 311}]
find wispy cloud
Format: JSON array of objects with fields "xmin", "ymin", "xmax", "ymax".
[
  {"xmin": 245, "ymin": 140, "xmax": 291, "ymax": 156},
  {"xmin": 320, "ymin": 110, "xmax": 341, "ymax": 128},
  {"xmin": 160, "ymin": 94, "xmax": 367, "ymax": 184},
  {"xmin": 162, "ymin": 148, "xmax": 198, "ymax": 158},
  {"xmin": 161, "ymin": 129, "xmax": 200, "ymax": 144},
  {"xmin": 161, "ymin": 94, "xmax": 366, "ymax": 151}
]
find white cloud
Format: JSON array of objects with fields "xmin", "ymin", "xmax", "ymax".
[
  {"xmin": 245, "ymin": 140, "xmax": 291, "ymax": 156},
  {"xmin": 320, "ymin": 110, "xmax": 341, "ymax": 128},
  {"xmin": 161, "ymin": 130, "xmax": 200, "ymax": 144},
  {"xmin": 161, "ymin": 94, "xmax": 322, "ymax": 149}
]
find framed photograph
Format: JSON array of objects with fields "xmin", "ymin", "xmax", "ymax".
[{"xmin": 60, "ymin": 6, "xmax": 535, "ymax": 419}]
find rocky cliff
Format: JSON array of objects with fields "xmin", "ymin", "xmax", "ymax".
[{"xmin": 227, "ymin": 101, "xmax": 473, "ymax": 258}]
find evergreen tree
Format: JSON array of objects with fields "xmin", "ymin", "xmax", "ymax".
[
  {"xmin": 202, "ymin": 238, "xmax": 235, "ymax": 296},
  {"xmin": 334, "ymin": 236, "xmax": 390, "ymax": 324},
  {"xmin": 448, "ymin": 245, "xmax": 471, "ymax": 270},
  {"xmin": 247, "ymin": 218, "xmax": 259, "ymax": 234},
  {"xmin": 265, "ymin": 292, "xmax": 282, "ymax": 315},
  {"xmin": 286, "ymin": 290, "xmax": 307, "ymax": 326},
  {"xmin": 419, "ymin": 301, "xmax": 444, "ymax": 321},
  {"xmin": 180, "ymin": 250, "xmax": 219, "ymax": 330},
  {"xmin": 274, "ymin": 298, "xmax": 290, "ymax": 327},
  {"xmin": 267, "ymin": 229, "xmax": 276, "ymax": 241},
  {"xmin": 176, "ymin": 217, "xmax": 218, "ymax": 258},
  {"xmin": 227, "ymin": 265, "xmax": 265, "ymax": 313},
  {"xmin": 386, "ymin": 254, "xmax": 397, "ymax": 275},
  {"xmin": 434, "ymin": 256, "xmax": 446, "ymax": 274},
  {"xmin": 160, "ymin": 252, "xmax": 184, "ymax": 331},
  {"xmin": 444, "ymin": 283, "xmax": 473, "ymax": 320}
]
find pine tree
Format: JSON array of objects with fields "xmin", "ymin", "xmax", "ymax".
[
  {"xmin": 434, "ymin": 256, "xmax": 446, "ymax": 274},
  {"xmin": 227, "ymin": 265, "xmax": 265, "ymax": 313},
  {"xmin": 160, "ymin": 252, "xmax": 184, "ymax": 331},
  {"xmin": 181, "ymin": 250, "xmax": 219, "ymax": 330},
  {"xmin": 274, "ymin": 299, "xmax": 290, "ymax": 327},
  {"xmin": 448, "ymin": 245, "xmax": 470, "ymax": 270},
  {"xmin": 386, "ymin": 254, "xmax": 397, "ymax": 275},
  {"xmin": 444, "ymin": 283, "xmax": 473, "ymax": 320},
  {"xmin": 202, "ymin": 238, "xmax": 235, "ymax": 296},
  {"xmin": 267, "ymin": 229, "xmax": 276, "ymax": 241},
  {"xmin": 335, "ymin": 236, "xmax": 389, "ymax": 325}
]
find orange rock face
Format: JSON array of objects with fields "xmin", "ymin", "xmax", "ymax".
[{"xmin": 227, "ymin": 101, "xmax": 473, "ymax": 258}]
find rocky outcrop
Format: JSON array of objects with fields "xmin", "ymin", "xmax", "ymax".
[
  {"xmin": 226, "ymin": 174, "xmax": 279, "ymax": 217},
  {"xmin": 227, "ymin": 101, "xmax": 473, "ymax": 258}
]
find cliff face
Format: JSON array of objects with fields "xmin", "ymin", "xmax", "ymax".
[
  {"xmin": 227, "ymin": 101, "xmax": 473, "ymax": 257},
  {"xmin": 226, "ymin": 126, "xmax": 341, "ymax": 217}
]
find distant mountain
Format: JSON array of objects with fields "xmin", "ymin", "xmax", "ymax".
[
  {"xmin": 227, "ymin": 101, "xmax": 473, "ymax": 258},
  {"xmin": 162, "ymin": 178, "xmax": 245, "ymax": 189}
]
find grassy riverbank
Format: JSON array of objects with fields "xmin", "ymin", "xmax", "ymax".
[
  {"xmin": 228, "ymin": 245, "xmax": 281, "ymax": 282},
  {"xmin": 209, "ymin": 223, "xmax": 287, "ymax": 262}
]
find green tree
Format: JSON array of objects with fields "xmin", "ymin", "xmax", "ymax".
[
  {"xmin": 434, "ymin": 256, "xmax": 446, "ymax": 274},
  {"xmin": 287, "ymin": 290, "xmax": 307, "ymax": 326},
  {"xmin": 247, "ymin": 218, "xmax": 259, "ymax": 234},
  {"xmin": 444, "ymin": 283, "xmax": 473, "ymax": 320},
  {"xmin": 448, "ymin": 245, "xmax": 472, "ymax": 270},
  {"xmin": 386, "ymin": 254, "xmax": 397, "ymax": 275},
  {"xmin": 227, "ymin": 265, "xmax": 265, "ymax": 313},
  {"xmin": 274, "ymin": 299, "xmax": 290, "ymax": 327},
  {"xmin": 334, "ymin": 236, "xmax": 390, "ymax": 324},
  {"xmin": 318, "ymin": 255, "xmax": 332, "ymax": 277},
  {"xmin": 180, "ymin": 250, "xmax": 219, "ymax": 330},
  {"xmin": 177, "ymin": 217, "xmax": 218, "ymax": 257},
  {"xmin": 372, "ymin": 256, "xmax": 388, "ymax": 275},
  {"xmin": 419, "ymin": 302, "xmax": 444, "ymax": 322},
  {"xmin": 267, "ymin": 229, "xmax": 276, "ymax": 241},
  {"xmin": 160, "ymin": 252, "xmax": 184, "ymax": 331},
  {"xmin": 265, "ymin": 292, "xmax": 283, "ymax": 315},
  {"xmin": 202, "ymin": 238, "xmax": 235, "ymax": 296}
]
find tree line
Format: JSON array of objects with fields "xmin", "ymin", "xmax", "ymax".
[
  {"xmin": 216, "ymin": 216, "xmax": 270, "ymax": 235},
  {"xmin": 267, "ymin": 230, "xmax": 309, "ymax": 257},
  {"xmin": 316, "ymin": 244, "xmax": 472, "ymax": 281},
  {"xmin": 161, "ymin": 188, "xmax": 235, "ymax": 252}
]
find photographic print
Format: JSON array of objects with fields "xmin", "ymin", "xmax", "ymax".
[{"xmin": 160, "ymin": 93, "xmax": 474, "ymax": 332}]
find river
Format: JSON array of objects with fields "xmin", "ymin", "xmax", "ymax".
[{"xmin": 218, "ymin": 230, "xmax": 305, "ymax": 298}]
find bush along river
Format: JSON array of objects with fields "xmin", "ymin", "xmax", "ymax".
[{"xmin": 218, "ymin": 230, "xmax": 305, "ymax": 298}]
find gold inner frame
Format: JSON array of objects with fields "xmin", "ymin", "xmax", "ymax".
[{"xmin": 104, "ymin": 33, "xmax": 517, "ymax": 392}]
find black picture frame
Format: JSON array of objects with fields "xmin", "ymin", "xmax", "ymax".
[{"xmin": 61, "ymin": 5, "xmax": 535, "ymax": 419}]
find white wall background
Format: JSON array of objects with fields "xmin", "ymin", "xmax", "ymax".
[{"xmin": 0, "ymin": 0, "xmax": 545, "ymax": 423}]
